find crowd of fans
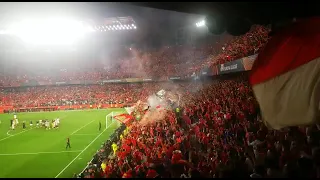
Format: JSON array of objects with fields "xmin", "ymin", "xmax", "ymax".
[
  {"xmin": 0, "ymin": 25, "xmax": 269, "ymax": 87},
  {"xmin": 1, "ymin": 22, "xmax": 318, "ymax": 178},
  {"xmin": 0, "ymin": 83, "xmax": 164, "ymax": 107},
  {"xmin": 77, "ymin": 73, "xmax": 320, "ymax": 178}
]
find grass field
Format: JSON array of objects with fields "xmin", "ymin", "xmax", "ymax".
[{"xmin": 0, "ymin": 109, "xmax": 125, "ymax": 178}]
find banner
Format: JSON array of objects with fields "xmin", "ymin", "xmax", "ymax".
[
  {"xmin": 56, "ymin": 82, "xmax": 66, "ymax": 85},
  {"xmin": 219, "ymin": 60, "xmax": 243, "ymax": 74},
  {"xmin": 209, "ymin": 54, "xmax": 258, "ymax": 75},
  {"xmin": 169, "ymin": 76, "xmax": 181, "ymax": 80},
  {"xmin": 124, "ymin": 78, "xmax": 143, "ymax": 83},
  {"xmin": 69, "ymin": 80, "xmax": 82, "ymax": 85},
  {"xmin": 21, "ymin": 80, "xmax": 40, "ymax": 87},
  {"xmin": 102, "ymin": 79, "xmax": 123, "ymax": 83},
  {"xmin": 113, "ymin": 114, "xmax": 134, "ymax": 125},
  {"xmin": 200, "ymin": 66, "xmax": 213, "ymax": 76},
  {"xmin": 38, "ymin": 81, "xmax": 53, "ymax": 86},
  {"xmin": 142, "ymin": 78, "xmax": 153, "ymax": 82}
]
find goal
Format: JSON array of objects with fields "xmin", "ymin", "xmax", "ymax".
[{"xmin": 105, "ymin": 112, "xmax": 121, "ymax": 129}]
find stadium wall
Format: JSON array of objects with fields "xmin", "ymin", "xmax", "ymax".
[{"xmin": 0, "ymin": 103, "xmax": 129, "ymax": 114}]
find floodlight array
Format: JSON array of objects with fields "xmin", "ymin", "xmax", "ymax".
[
  {"xmin": 93, "ymin": 24, "xmax": 137, "ymax": 32},
  {"xmin": 196, "ymin": 20, "xmax": 206, "ymax": 27}
]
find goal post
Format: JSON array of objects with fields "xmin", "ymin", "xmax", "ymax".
[
  {"xmin": 106, "ymin": 112, "xmax": 113, "ymax": 129},
  {"xmin": 105, "ymin": 112, "xmax": 121, "ymax": 129}
]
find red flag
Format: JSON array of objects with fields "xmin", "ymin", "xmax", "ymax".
[
  {"xmin": 114, "ymin": 114, "xmax": 134, "ymax": 125},
  {"xmin": 250, "ymin": 17, "xmax": 320, "ymax": 130}
]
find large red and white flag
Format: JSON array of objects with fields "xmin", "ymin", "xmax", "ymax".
[
  {"xmin": 114, "ymin": 114, "xmax": 134, "ymax": 125},
  {"xmin": 249, "ymin": 17, "xmax": 320, "ymax": 130}
]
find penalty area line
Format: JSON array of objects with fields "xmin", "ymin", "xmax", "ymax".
[
  {"xmin": 55, "ymin": 127, "xmax": 109, "ymax": 178},
  {"xmin": 70, "ymin": 120, "xmax": 95, "ymax": 135}
]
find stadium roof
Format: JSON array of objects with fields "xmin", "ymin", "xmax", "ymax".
[{"xmin": 125, "ymin": 2, "xmax": 320, "ymax": 24}]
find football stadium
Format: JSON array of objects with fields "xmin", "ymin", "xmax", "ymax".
[{"xmin": 0, "ymin": 2, "xmax": 319, "ymax": 178}]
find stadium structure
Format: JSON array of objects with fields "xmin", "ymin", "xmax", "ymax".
[{"xmin": 0, "ymin": 2, "xmax": 319, "ymax": 179}]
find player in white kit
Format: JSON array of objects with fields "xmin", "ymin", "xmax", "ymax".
[
  {"xmin": 13, "ymin": 114, "xmax": 19, "ymax": 125},
  {"xmin": 11, "ymin": 120, "xmax": 15, "ymax": 130},
  {"xmin": 45, "ymin": 120, "xmax": 49, "ymax": 130},
  {"xmin": 56, "ymin": 118, "xmax": 60, "ymax": 128}
]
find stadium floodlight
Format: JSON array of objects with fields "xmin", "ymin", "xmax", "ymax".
[
  {"xmin": 0, "ymin": 30, "xmax": 8, "ymax": 34},
  {"xmin": 6, "ymin": 18, "xmax": 89, "ymax": 45},
  {"xmin": 87, "ymin": 26, "xmax": 95, "ymax": 32},
  {"xmin": 131, "ymin": 24, "xmax": 134, "ymax": 26},
  {"xmin": 133, "ymin": 26, "xmax": 137, "ymax": 29},
  {"xmin": 196, "ymin": 20, "xmax": 206, "ymax": 27}
]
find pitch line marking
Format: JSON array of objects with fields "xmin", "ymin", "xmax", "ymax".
[
  {"xmin": 72, "ymin": 133, "xmax": 100, "ymax": 136},
  {"xmin": 0, "ymin": 128, "xmax": 34, "ymax": 142},
  {"xmin": 55, "ymin": 127, "xmax": 109, "ymax": 178},
  {"xmin": 0, "ymin": 150, "xmax": 83, "ymax": 156},
  {"xmin": 70, "ymin": 120, "xmax": 95, "ymax": 135},
  {"xmin": 6, "ymin": 130, "xmax": 12, "ymax": 136}
]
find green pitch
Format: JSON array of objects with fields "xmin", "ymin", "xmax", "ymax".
[{"xmin": 0, "ymin": 109, "xmax": 125, "ymax": 178}]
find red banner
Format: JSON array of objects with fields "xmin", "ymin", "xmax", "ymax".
[{"xmin": 113, "ymin": 113, "xmax": 134, "ymax": 125}]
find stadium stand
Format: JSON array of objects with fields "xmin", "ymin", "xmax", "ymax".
[{"xmin": 1, "ymin": 21, "xmax": 319, "ymax": 178}]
